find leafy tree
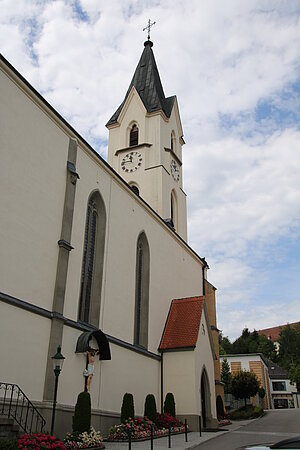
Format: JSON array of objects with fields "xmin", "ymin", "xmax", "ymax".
[
  {"xmin": 278, "ymin": 324, "xmax": 300, "ymax": 371},
  {"xmin": 219, "ymin": 332, "xmax": 232, "ymax": 355},
  {"xmin": 221, "ymin": 358, "xmax": 232, "ymax": 393},
  {"xmin": 231, "ymin": 371, "xmax": 259, "ymax": 407},
  {"xmin": 289, "ymin": 363, "xmax": 300, "ymax": 391},
  {"xmin": 121, "ymin": 393, "xmax": 135, "ymax": 423},
  {"xmin": 258, "ymin": 387, "xmax": 265, "ymax": 399}
]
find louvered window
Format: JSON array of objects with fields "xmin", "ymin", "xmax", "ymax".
[{"xmin": 130, "ymin": 124, "xmax": 139, "ymax": 146}]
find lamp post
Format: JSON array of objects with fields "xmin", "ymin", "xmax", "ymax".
[{"xmin": 50, "ymin": 345, "xmax": 65, "ymax": 435}]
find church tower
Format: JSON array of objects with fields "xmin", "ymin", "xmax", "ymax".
[{"xmin": 106, "ymin": 39, "xmax": 187, "ymax": 241}]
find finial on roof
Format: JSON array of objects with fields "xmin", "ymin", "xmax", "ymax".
[{"xmin": 143, "ymin": 19, "xmax": 156, "ymax": 44}]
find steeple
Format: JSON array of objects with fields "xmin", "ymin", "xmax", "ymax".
[
  {"xmin": 106, "ymin": 39, "xmax": 187, "ymax": 241},
  {"xmin": 106, "ymin": 41, "xmax": 175, "ymax": 126}
]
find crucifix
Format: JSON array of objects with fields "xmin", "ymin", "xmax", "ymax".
[{"xmin": 143, "ymin": 19, "xmax": 156, "ymax": 41}]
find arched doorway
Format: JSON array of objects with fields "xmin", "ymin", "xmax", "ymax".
[{"xmin": 201, "ymin": 368, "xmax": 211, "ymax": 429}]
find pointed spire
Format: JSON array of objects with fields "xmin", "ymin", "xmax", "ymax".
[{"xmin": 106, "ymin": 41, "xmax": 175, "ymax": 127}]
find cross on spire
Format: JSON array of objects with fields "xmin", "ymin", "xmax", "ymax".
[{"xmin": 143, "ymin": 19, "xmax": 156, "ymax": 41}]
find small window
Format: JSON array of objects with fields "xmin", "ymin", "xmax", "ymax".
[
  {"xmin": 272, "ymin": 381, "xmax": 286, "ymax": 391},
  {"xmin": 130, "ymin": 185, "xmax": 139, "ymax": 196},
  {"xmin": 130, "ymin": 124, "xmax": 139, "ymax": 146},
  {"xmin": 171, "ymin": 131, "xmax": 176, "ymax": 153}
]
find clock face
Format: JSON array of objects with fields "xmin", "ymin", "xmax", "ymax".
[
  {"xmin": 170, "ymin": 159, "xmax": 180, "ymax": 182},
  {"xmin": 121, "ymin": 151, "xmax": 143, "ymax": 173}
]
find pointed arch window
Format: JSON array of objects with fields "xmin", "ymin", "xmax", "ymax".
[
  {"xmin": 78, "ymin": 191, "xmax": 106, "ymax": 326},
  {"xmin": 130, "ymin": 124, "xmax": 139, "ymax": 147},
  {"xmin": 134, "ymin": 232, "xmax": 150, "ymax": 348},
  {"xmin": 171, "ymin": 131, "xmax": 176, "ymax": 154},
  {"xmin": 171, "ymin": 190, "xmax": 178, "ymax": 231}
]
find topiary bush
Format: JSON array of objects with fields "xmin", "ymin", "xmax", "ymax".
[
  {"xmin": 144, "ymin": 394, "xmax": 157, "ymax": 424},
  {"xmin": 163, "ymin": 392, "xmax": 176, "ymax": 417},
  {"xmin": 121, "ymin": 393, "xmax": 135, "ymax": 423},
  {"xmin": 73, "ymin": 391, "xmax": 91, "ymax": 433}
]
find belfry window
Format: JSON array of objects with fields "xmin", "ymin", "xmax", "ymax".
[
  {"xmin": 171, "ymin": 131, "xmax": 176, "ymax": 153},
  {"xmin": 130, "ymin": 124, "xmax": 139, "ymax": 146},
  {"xmin": 171, "ymin": 190, "xmax": 178, "ymax": 231},
  {"xmin": 134, "ymin": 232, "xmax": 150, "ymax": 348},
  {"xmin": 78, "ymin": 191, "xmax": 106, "ymax": 326}
]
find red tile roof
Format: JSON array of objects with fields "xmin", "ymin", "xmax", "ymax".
[
  {"xmin": 257, "ymin": 322, "xmax": 299, "ymax": 342},
  {"xmin": 159, "ymin": 296, "xmax": 204, "ymax": 350}
]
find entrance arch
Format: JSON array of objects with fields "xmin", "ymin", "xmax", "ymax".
[{"xmin": 201, "ymin": 367, "xmax": 211, "ymax": 428}]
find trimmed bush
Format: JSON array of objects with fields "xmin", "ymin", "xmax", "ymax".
[
  {"xmin": 121, "ymin": 393, "xmax": 135, "ymax": 423},
  {"xmin": 0, "ymin": 438, "xmax": 18, "ymax": 450},
  {"xmin": 163, "ymin": 392, "xmax": 176, "ymax": 417},
  {"xmin": 144, "ymin": 394, "xmax": 157, "ymax": 424},
  {"xmin": 253, "ymin": 406, "xmax": 264, "ymax": 417},
  {"xmin": 73, "ymin": 391, "xmax": 91, "ymax": 433}
]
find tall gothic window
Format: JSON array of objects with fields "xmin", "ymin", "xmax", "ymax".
[
  {"xmin": 171, "ymin": 190, "xmax": 178, "ymax": 231},
  {"xmin": 134, "ymin": 232, "xmax": 150, "ymax": 348},
  {"xmin": 78, "ymin": 191, "xmax": 106, "ymax": 326},
  {"xmin": 130, "ymin": 124, "xmax": 139, "ymax": 146},
  {"xmin": 171, "ymin": 131, "xmax": 176, "ymax": 154}
]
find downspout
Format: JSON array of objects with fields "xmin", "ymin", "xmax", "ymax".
[
  {"xmin": 161, "ymin": 351, "xmax": 164, "ymax": 413},
  {"xmin": 202, "ymin": 265, "xmax": 206, "ymax": 297}
]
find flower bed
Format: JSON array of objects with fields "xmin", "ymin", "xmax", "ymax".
[
  {"xmin": 17, "ymin": 433, "xmax": 66, "ymax": 449},
  {"xmin": 108, "ymin": 415, "xmax": 188, "ymax": 442},
  {"xmin": 64, "ymin": 427, "xmax": 104, "ymax": 449}
]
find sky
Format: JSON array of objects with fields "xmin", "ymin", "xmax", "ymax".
[{"xmin": 1, "ymin": 0, "xmax": 300, "ymax": 340}]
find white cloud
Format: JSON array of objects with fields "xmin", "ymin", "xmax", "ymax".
[{"xmin": 1, "ymin": 0, "xmax": 300, "ymax": 339}]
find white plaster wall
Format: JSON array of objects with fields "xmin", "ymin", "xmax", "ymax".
[
  {"xmin": 0, "ymin": 302, "xmax": 51, "ymax": 401},
  {"xmin": 100, "ymin": 343, "xmax": 160, "ymax": 416},
  {"xmin": 0, "ymin": 68, "xmax": 68, "ymax": 310},
  {"xmin": 163, "ymin": 351, "xmax": 196, "ymax": 415},
  {"xmin": 194, "ymin": 312, "xmax": 217, "ymax": 419}
]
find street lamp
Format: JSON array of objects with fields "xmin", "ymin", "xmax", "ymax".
[{"xmin": 50, "ymin": 345, "xmax": 65, "ymax": 435}]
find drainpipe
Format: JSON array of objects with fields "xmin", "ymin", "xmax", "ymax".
[
  {"xmin": 202, "ymin": 265, "xmax": 206, "ymax": 297},
  {"xmin": 161, "ymin": 351, "xmax": 164, "ymax": 413}
]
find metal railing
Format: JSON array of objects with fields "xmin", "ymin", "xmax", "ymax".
[{"xmin": 0, "ymin": 382, "xmax": 46, "ymax": 434}]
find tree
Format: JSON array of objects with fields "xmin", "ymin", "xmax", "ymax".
[
  {"xmin": 289, "ymin": 364, "xmax": 300, "ymax": 391},
  {"xmin": 144, "ymin": 394, "xmax": 157, "ymax": 424},
  {"xmin": 221, "ymin": 358, "xmax": 232, "ymax": 393},
  {"xmin": 278, "ymin": 324, "xmax": 300, "ymax": 371},
  {"xmin": 219, "ymin": 332, "xmax": 232, "ymax": 355},
  {"xmin": 121, "ymin": 393, "xmax": 135, "ymax": 423},
  {"xmin": 231, "ymin": 371, "xmax": 259, "ymax": 407},
  {"xmin": 72, "ymin": 391, "xmax": 91, "ymax": 433},
  {"xmin": 163, "ymin": 392, "xmax": 176, "ymax": 417}
]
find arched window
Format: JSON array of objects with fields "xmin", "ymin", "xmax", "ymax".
[
  {"xmin": 171, "ymin": 131, "xmax": 176, "ymax": 154},
  {"xmin": 78, "ymin": 191, "xmax": 106, "ymax": 326},
  {"xmin": 130, "ymin": 124, "xmax": 139, "ymax": 146},
  {"xmin": 171, "ymin": 190, "xmax": 178, "ymax": 231},
  {"xmin": 134, "ymin": 232, "xmax": 150, "ymax": 348}
]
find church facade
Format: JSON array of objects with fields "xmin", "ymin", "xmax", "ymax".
[{"xmin": 0, "ymin": 39, "xmax": 222, "ymax": 437}]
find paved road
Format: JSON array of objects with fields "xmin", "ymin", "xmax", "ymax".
[{"xmin": 193, "ymin": 409, "xmax": 300, "ymax": 450}]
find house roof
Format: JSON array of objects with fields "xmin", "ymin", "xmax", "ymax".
[
  {"xmin": 257, "ymin": 322, "xmax": 299, "ymax": 342},
  {"xmin": 264, "ymin": 358, "xmax": 289, "ymax": 380},
  {"xmin": 106, "ymin": 40, "xmax": 175, "ymax": 126},
  {"xmin": 159, "ymin": 296, "xmax": 204, "ymax": 350}
]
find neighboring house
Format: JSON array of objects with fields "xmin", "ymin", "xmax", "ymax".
[
  {"xmin": 257, "ymin": 322, "xmax": 300, "ymax": 352},
  {"xmin": 264, "ymin": 359, "xmax": 296, "ymax": 409},
  {"xmin": 0, "ymin": 38, "xmax": 222, "ymax": 437},
  {"xmin": 220, "ymin": 354, "xmax": 298, "ymax": 410}
]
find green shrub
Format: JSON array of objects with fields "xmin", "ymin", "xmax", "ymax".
[
  {"xmin": 258, "ymin": 387, "xmax": 265, "ymax": 399},
  {"xmin": 229, "ymin": 405, "xmax": 264, "ymax": 420},
  {"xmin": 253, "ymin": 406, "xmax": 264, "ymax": 417},
  {"xmin": 72, "ymin": 391, "xmax": 91, "ymax": 433},
  {"xmin": 144, "ymin": 394, "xmax": 157, "ymax": 424},
  {"xmin": 163, "ymin": 392, "xmax": 176, "ymax": 417},
  {"xmin": 0, "ymin": 438, "xmax": 18, "ymax": 450},
  {"xmin": 121, "ymin": 393, "xmax": 135, "ymax": 423}
]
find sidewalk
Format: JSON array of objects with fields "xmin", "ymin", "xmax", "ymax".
[{"xmin": 103, "ymin": 420, "xmax": 252, "ymax": 450}]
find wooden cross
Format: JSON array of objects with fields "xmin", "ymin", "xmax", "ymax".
[{"xmin": 143, "ymin": 19, "xmax": 156, "ymax": 40}]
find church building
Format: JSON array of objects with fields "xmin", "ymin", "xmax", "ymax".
[{"xmin": 0, "ymin": 36, "xmax": 223, "ymax": 437}]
